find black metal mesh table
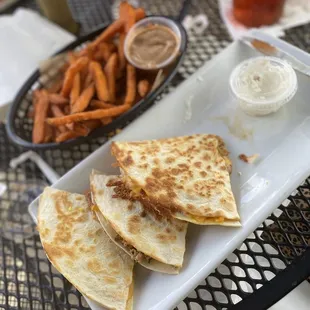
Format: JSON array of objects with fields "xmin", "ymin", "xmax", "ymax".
[{"xmin": 1, "ymin": 0, "xmax": 310, "ymax": 309}]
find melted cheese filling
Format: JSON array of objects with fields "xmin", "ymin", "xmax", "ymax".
[
  {"xmin": 183, "ymin": 213, "xmax": 225, "ymax": 223},
  {"xmin": 91, "ymin": 204, "xmax": 99, "ymax": 212},
  {"xmin": 177, "ymin": 211, "xmax": 239, "ymax": 223},
  {"xmin": 122, "ymin": 174, "xmax": 142, "ymax": 195}
]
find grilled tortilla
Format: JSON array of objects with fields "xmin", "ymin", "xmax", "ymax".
[
  {"xmin": 38, "ymin": 187, "xmax": 134, "ymax": 310},
  {"xmin": 111, "ymin": 134, "xmax": 241, "ymax": 226},
  {"xmin": 90, "ymin": 172, "xmax": 188, "ymax": 274}
]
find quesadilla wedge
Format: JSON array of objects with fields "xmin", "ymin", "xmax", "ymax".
[
  {"xmin": 38, "ymin": 187, "xmax": 134, "ymax": 310},
  {"xmin": 90, "ymin": 172, "xmax": 188, "ymax": 274},
  {"xmin": 111, "ymin": 134, "xmax": 241, "ymax": 226}
]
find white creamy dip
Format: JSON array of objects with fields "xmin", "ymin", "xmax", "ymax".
[{"xmin": 230, "ymin": 56, "xmax": 297, "ymax": 116}]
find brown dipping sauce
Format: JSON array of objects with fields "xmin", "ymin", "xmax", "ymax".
[{"xmin": 128, "ymin": 24, "xmax": 179, "ymax": 69}]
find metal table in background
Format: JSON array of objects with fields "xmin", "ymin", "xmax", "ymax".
[{"xmin": 1, "ymin": 0, "xmax": 310, "ymax": 309}]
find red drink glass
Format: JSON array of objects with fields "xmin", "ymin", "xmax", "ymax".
[{"xmin": 233, "ymin": 0, "xmax": 285, "ymax": 28}]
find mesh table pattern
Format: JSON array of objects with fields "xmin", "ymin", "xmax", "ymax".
[{"xmin": 1, "ymin": 0, "xmax": 310, "ymax": 309}]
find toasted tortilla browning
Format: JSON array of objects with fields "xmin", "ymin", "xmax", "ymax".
[
  {"xmin": 90, "ymin": 173, "xmax": 188, "ymax": 274},
  {"xmin": 111, "ymin": 134, "xmax": 240, "ymax": 225},
  {"xmin": 38, "ymin": 187, "xmax": 134, "ymax": 310}
]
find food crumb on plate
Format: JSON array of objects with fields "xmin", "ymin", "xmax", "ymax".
[{"xmin": 239, "ymin": 153, "xmax": 260, "ymax": 164}]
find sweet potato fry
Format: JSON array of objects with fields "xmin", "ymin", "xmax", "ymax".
[
  {"xmin": 101, "ymin": 117, "xmax": 113, "ymax": 125},
  {"xmin": 124, "ymin": 64, "xmax": 136, "ymax": 105},
  {"xmin": 125, "ymin": 4, "xmax": 136, "ymax": 33},
  {"xmin": 96, "ymin": 42, "xmax": 116, "ymax": 62},
  {"xmin": 119, "ymin": 2, "xmax": 136, "ymax": 31},
  {"xmin": 89, "ymin": 61, "xmax": 110, "ymax": 102},
  {"xmin": 56, "ymin": 131, "xmax": 83, "ymax": 143},
  {"xmin": 137, "ymin": 79, "xmax": 150, "ymax": 97},
  {"xmin": 90, "ymin": 19, "xmax": 124, "ymax": 49},
  {"xmin": 71, "ymin": 83, "xmax": 95, "ymax": 114},
  {"xmin": 50, "ymin": 105, "xmax": 67, "ymax": 133},
  {"xmin": 70, "ymin": 73, "xmax": 81, "ymax": 106},
  {"xmin": 48, "ymin": 104, "xmax": 130, "ymax": 125},
  {"xmin": 51, "ymin": 104, "xmax": 74, "ymax": 132},
  {"xmin": 61, "ymin": 57, "xmax": 88, "ymax": 97},
  {"xmin": 90, "ymin": 99, "xmax": 115, "ymax": 109},
  {"xmin": 43, "ymin": 123, "xmax": 53, "ymax": 143},
  {"xmin": 135, "ymin": 8, "xmax": 146, "ymax": 21},
  {"xmin": 32, "ymin": 90, "xmax": 49, "ymax": 144},
  {"xmin": 119, "ymin": 1, "xmax": 130, "ymax": 20},
  {"xmin": 82, "ymin": 119, "xmax": 102, "ymax": 130},
  {"xmin": 118, "ymin": 33, "xmax": 126, "ymax": 72},
  {"xmin": 83, "ymin": 71, "xmax": 93, "ymax": 89},
  {"xmin": 104, "ymin": 53, "xmax": 118, "ymax": 102},
  {"xmin": 50, "ymin": 104, "xmax": 64, "ymax": 117},
  {"xmin": 99, "ymin": 42, "xmax": 112, "ymax": 62},
  {"xmin": 49, "ymin": 93, "xmax": 69, "ymax": 105},
  {"xmin": 68, "ymin": 51, "xmax": 78, "ymax": 64},
  {"xmin": 79, "ymin": 46, "xmax": 95, "ymax": 59},
  {"xmin": 73, "ymin": 123, "xmax": 90, "ymax": 136}
]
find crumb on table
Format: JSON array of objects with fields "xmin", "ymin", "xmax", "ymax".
[{"xmin": 239, "ymin": 153, "xmax": 260, "ymax": 164}]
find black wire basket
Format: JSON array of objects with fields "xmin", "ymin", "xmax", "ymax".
[{"xmin": 5, "ymin": 17, "xmax": 187, "ymax": 150}]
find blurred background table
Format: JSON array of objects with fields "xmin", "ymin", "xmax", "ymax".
[{"xmin": 1, "ymin": 1, "xmax": 310, "ymax": 309}]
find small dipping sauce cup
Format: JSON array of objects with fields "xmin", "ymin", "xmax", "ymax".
[
  {"xmin": 229, "ymin": 56, "xmax": 297, "ymax": 116},
  {"xmin": 124, "ymin": 16, "xmax": 182, "ymax": 70}
]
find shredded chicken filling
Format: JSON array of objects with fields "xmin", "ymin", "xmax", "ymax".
[{"xmin": 115, "ymin": 234, "xmax": 152, "ymax": 264}]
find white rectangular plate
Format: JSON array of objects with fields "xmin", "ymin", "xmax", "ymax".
[{"xmin": 29, "ymin": 33, "xmax": 310, "ymax": 310}]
